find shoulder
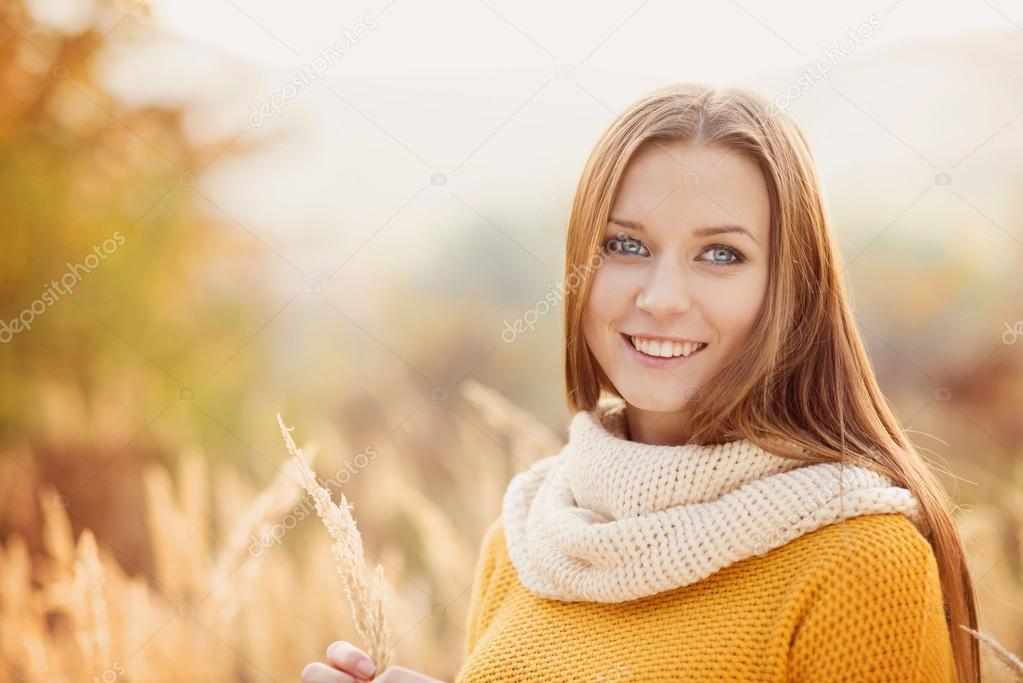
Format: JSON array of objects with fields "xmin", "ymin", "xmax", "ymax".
[
  {"xmin": 784, "ymin": 514, "xmax": 955, "ymax": 681},
  {"xmin": 780, "ymin": 512, "xmax": 944, "ymax": 610},
  {"xmin": 789, "ymin": 512, "xmax": 939, "ymax": 580},
  {"xmin": 466, "ymin": 515, "xmax": 510, "ymax": 601},
  {"xmin": 462, "ymin": 515, "xmax": 513, "ymax": 659},
  {"xmin": 476, "ymin": 516, "xmax": 506, "ymax": 559}
]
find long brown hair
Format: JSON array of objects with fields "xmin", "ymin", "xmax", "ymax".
[{"xmin": 562, "ymin": 83, "xmax": 980, "ymax": 682}]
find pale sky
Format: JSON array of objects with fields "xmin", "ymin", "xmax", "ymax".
[
  {"xmin": 149, "ymin": 0, "xmax": 1015, "ymax": 77},
  {"xmin": 59, "ymin": 0, "xmax": 1023, "ymax": 291}
]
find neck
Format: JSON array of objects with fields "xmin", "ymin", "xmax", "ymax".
[{"xmin": 624, "ymin": 403, "xmax": 695, "ymax": 445}]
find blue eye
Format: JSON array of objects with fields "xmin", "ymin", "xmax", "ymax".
[
  {"xmin": 602, "ymin": 234, "xmax": 650, "ymax": 257},
  {"xmin": 700, "ymin": 244, "xmax": 746, "ymax": 266},
  {"xmin": 602, "ymin": 235, "xmax": 746, "ymax": 266}
]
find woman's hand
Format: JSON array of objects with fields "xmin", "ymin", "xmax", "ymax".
[{"xmin": 301, "ymin": 640, "xmax": 446, "ymax": 683}]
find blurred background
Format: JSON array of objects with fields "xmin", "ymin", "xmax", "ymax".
[{"xmin": 1, "ymin": 0, "xmax": 1021, "ymax": 680}]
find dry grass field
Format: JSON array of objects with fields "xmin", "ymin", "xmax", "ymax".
[{"xmin": 1, "ymin": 380, "xmax": 1022, "ymax": 682}]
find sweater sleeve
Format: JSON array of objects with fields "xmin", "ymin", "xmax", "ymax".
[
  {"xmin": 461, "ymin": 517, "xmax": 503, "ymax": 663},
  {"xmin": 787, "ymin": 516, "xmax": 956, "ymax": 683}
]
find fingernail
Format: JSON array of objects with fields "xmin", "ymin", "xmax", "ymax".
[{"xmin": 356, "ymin": 657, "xmax": 376, "ymax": 677}]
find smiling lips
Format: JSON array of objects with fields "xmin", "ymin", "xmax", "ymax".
[{"xmin": 625, "ymin": 334, "xmax": 708, "ymax": 359}]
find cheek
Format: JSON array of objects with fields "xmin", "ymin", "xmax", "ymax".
[
  {"xmin": 581, "ymin": 298, "xmax": 608, "ymax": 352},
  {"xmin": 702, "ymin": 273, "xmax": 767, "ymax": 344},
  {"xmin": 581, "ymin": 269, "xmax": 627, "ymax": 353},
  {"xmin": 585, "ymin": 266, "xmax": 631, "ymax": 323}
]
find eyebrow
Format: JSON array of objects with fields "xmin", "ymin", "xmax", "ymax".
[{"xmin": 608, "ymin": 217, "xmax": 759, "ymax": 244}]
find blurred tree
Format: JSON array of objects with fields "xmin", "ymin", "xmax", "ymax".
[{"xmin": 0, "ymin": 0, "xmax": 270, "ymax": 568}]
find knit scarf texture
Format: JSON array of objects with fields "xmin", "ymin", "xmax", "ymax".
[{"xmin": 501, "ymin": 395, "xmax": 930, "ymax": 603}]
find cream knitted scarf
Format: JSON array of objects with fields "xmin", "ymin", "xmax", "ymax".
[{"xmin": 501, "ymin": 395, "xmax": 930, "ymax": 603}]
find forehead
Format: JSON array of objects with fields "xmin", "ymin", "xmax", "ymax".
[{"xmin": 610, "ymin": 142, "xmax": 771, "ymax": 240}]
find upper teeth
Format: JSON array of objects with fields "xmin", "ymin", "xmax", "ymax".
[{"xmin": 630, "ymin": 336, "xmax": 705, "ymax": 358}]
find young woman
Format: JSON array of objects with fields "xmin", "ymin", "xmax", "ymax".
[{"xmin": 301, "ymin": 84, "xmax": 980, "ymax": 683}]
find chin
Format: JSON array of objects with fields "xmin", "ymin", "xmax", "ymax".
[{"xmin": 613, "ymin": 382, "xmax": 699, "ymax": 413}]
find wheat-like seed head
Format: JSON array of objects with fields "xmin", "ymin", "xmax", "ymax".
[{"xmin": 276, "ymin": 414, "xmax": 393, "ymax": 672}]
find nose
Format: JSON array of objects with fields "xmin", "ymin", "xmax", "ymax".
[{"xmin": 635, "ymin": 257, "xmax": 692, "ymax": 318}]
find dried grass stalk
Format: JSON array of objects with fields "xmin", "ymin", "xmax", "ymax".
[
  {"xmin": 459, "ymin": 379, "xmax": 562, "ymax": 454},
  {"xmin": 961, "ymin": 625, "xmax": 1023, "ymax": 681},
  {"xmin": 276, "ymin": 414, "xmax": 392, "ymax": 672},
  {"xmin": 69, "ymin": 530, "xmax": 111, "ymax": 676},
  {"xmin": 208, "ymin": 446, "xmax": 318, "ymax": 625}
]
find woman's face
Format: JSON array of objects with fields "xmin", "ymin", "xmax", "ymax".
[{"xmin": 582, "ymin": 141, "xmax": 771, "ymax": 437}]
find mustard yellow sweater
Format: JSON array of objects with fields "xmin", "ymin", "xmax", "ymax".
[{"xmin": 456, "ymin": 512, "xmax": 955, "ymax": 682}]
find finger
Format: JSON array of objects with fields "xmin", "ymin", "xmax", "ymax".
[
  {"xmin": 301, "ymin": 661, "xmax": 362, "ymax": 683},
  {"xmin": 325, "ymin": 641, "xmax": 377, "ymax": 679}
]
